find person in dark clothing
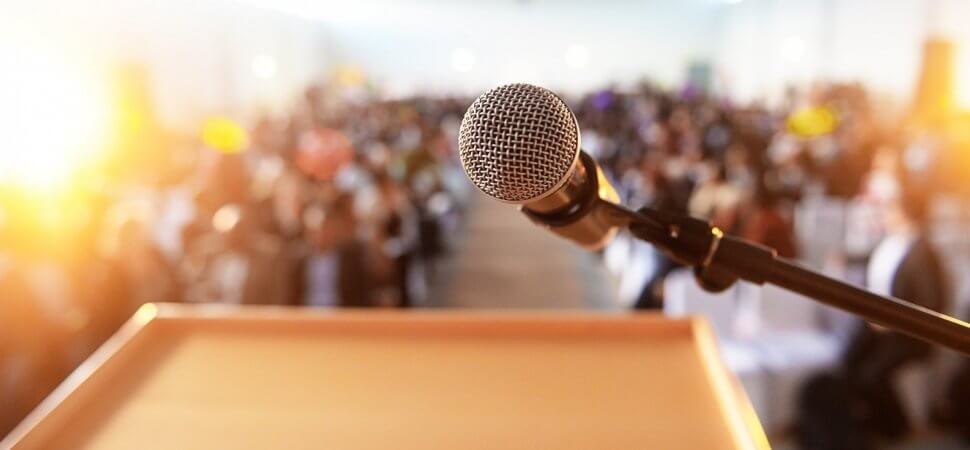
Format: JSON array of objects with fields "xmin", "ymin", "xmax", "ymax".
[
  {"xmin": 329, "ymin": 194, "xmax": 376, "ymax": 308},
  {"xmin": 842, "ymin": 236, "xmax": 946, "ymax": 440},
  {"xmin": 334, "ymin": 237, "xmax": 374, "ymax": 308},
  {"xmin": 798, "ymin": 186, "xmax": 948, "ymax": 449},
  {"xmin": 740, "ymin": 188, "xmax": 798, "ymax": 259},
  {"xmin": 797, "ymin": 373, "xmax": 869, "ymax": 450},
  {"xmin": 374, "ymin": 171, "xmax": 419, "ymax": 307},
  {"xmin": 303, "ymin": 193, "xmax": 376, "ymax": 307},
  {"xmin": 942, "ymin": 326, "xmax": 970, "ymax": 443}
]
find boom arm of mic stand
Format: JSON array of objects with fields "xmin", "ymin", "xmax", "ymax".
[{"xmin": 597, "ymin": 199, "xmax": 970, "ymax": 355}]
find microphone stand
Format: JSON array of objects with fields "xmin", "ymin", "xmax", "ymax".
[
  {"xmin": 595, "ymin": 198, "xmax": 970, "ymax": 355},
  {"xmin": 516, "ymin": 153, "xmax": 970, "ymax": 353}
]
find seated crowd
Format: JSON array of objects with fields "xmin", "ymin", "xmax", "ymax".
[
  {"xmin": 575, "ymin": 81, "xmax": 969, "ymax": 447},
  {"xmin": 2, "ymin": 79, "xmax": 968, "ymax": 446},
  {"xmin": 0, "ymin": 83, "xmax": 470, "ymax": 435}
]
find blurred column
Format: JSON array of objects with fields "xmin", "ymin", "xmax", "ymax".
[{"xmin": 911, "ymin": 38, "xmax": 954, "ymax": 128}]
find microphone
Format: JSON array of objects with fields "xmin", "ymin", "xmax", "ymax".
[{"xmin": 457, "ymin": 83, "xmax": 622, "ymax": 250}]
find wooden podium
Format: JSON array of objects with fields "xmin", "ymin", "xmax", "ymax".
[{"xmin": 3, "ymin": 304, "xmax": 768, "ymax": 449}]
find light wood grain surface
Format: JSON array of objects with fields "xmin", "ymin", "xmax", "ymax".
[{"xmin": 4, "ymin": 305, "xmax": 768, "ymax": 450}]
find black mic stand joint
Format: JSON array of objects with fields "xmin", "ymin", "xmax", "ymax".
[{"xmin": 629, "ymin": 208, "xmax": 771, "ymax": 293}]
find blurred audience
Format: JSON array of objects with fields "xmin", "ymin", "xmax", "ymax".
[
  {"xmin": 0, "ymin": 82, "xmax": 468, "ymax": 436},
  {"xmin": 2, "ymin": 77, "xmax": 969, "ymax": 447},
  {"xmin": 573, "ymin": 81, "xmax": 965, "ymax": 448}
]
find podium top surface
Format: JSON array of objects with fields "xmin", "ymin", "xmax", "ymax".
[{"xmin": 5, "ymin": 304, "xmax": 767, "ymax": 450}]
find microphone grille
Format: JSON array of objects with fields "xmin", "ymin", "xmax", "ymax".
[{"xmin": 458, "ymin": 83, "xmax": 580, "ymax": 203}]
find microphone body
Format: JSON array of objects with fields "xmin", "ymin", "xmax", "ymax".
[{"xmin": 519, "ymin": 151, "xmax": 620, "ymax": 250}]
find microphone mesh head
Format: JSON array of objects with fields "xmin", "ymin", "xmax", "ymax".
[{"xmin": 458, "ymin": 83, "xmax": 580, "ymax": 203}]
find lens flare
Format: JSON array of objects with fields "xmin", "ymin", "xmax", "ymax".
[{"xmin": 0, "ymin": 46, "xmax": 109, "ymax": 191}]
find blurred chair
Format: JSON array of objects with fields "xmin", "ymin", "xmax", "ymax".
[
  {"xmin": 663, "ymin": 268, "xmax": 738, "ymax": 337},
  {"xmin": 748, "ymin": 285, "xmax": 843, "ymax": 432},
  {"xmin": 755, "ymin": 284, "xmax": 822, "ymax": 333},
  {"xmin": 794, "ymin": 196, "xmax": 847, "ymax": 268},
  {"xmin": 750, "ymin": 331, "xmax": 843, "ymax": 432}
]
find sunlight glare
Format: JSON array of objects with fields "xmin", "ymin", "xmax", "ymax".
[{"xmin": 0, "ymin": 46, "xmax": 110, "ymax": 191}]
